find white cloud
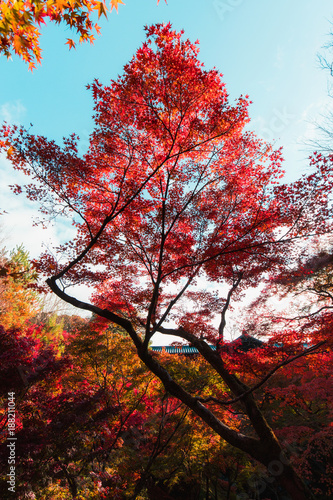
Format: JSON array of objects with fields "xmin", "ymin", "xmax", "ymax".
[
  {"xmin": 0, "ymin": 153, "xmax": 61, "ymax": 256},
  {"xmin": 0, "ymin": 101, "xmax": 26, "ymax": 124}
]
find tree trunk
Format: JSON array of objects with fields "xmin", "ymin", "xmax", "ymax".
[{"xmin": 138, "ymin": 348, "xmax": 315, "ymax": 500}]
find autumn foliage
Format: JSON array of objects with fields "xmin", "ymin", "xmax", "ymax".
[
  {"xmin": 0, "ymin": 245, "xmax": 38, "ymax": 329},
  {"xmin": 1, "ymin": 23, "xmax": 333, "ymax": 499},
  {"xmin": 0, "ymin": 0, "xmax": 125, "ymax": 69},
  {"xmin": 0, "ymin": 317, "xmax": 332, "ymax": 498}
]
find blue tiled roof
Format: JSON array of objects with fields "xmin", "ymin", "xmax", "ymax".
[
  {"xmin": 151, "ymin": 336, "xmax": 310, "ymax": 355},
  {"xmin": 151, "ymin": 345, "xmax": 216, "ymax": 354},
  {"xmin": 151, "ymin": 335, "xmax": 264, "ymax": 354}
]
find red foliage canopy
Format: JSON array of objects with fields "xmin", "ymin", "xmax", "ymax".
[
  {"xmin": 2, "ymin": 24, "xmax": 331, "ymax": 344},
  {"xmin": 1, "ymin": 24, "xmax": 332, "ymax": 499}
]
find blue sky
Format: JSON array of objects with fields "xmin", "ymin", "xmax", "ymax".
[{"xmin": 0, "ymin": 0, "xmax": 333, "ymax": 330}]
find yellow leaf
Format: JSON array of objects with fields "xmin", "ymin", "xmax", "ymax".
[
  {"xmin": 55, "ymin": 0, "xmax": 68, "ymax": 12},
  {"xmin": 110, "ymin": 0, "xmax": 125, "ymax": 12}
]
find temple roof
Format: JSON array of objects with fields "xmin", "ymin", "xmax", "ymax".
[{"xmin": 151, "ymin": 334, "xmax": 263, "ymax": 354}]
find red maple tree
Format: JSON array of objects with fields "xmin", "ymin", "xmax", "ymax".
[{"xmin": 1, "ymin": 23, "xmax": 333, "ymax": 499}]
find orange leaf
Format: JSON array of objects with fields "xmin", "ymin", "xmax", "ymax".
[
  {"xmin": 55, "ymin": 0, "xmax": 68, "ymax": 12},
  {"xmin": 97, "ymin": 1, "xmax": 108, "ymax": 18},
  {"xmin": 110, "ymin": 0, "xmax": 125, "ymax": 12},
  {"xmin": 13, "ymin": 35, "xmax": 23, "ymax": 53},
  {"xmin": 66, "ymin": 38, "xmax": 76, "ymax": 50}
]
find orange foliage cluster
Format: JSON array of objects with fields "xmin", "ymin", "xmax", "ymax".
[{"xmin": 0, "ymin": 0, "xmax": 126, "ymax": 69}]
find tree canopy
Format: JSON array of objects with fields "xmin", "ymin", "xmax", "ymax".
[
  {"xmin": 0, "ymin": 245, "xmax": 38, "ymax": 329},
  {"xmin": 1, "ymin": 23, "xmax": 333, "ymax": 499}
]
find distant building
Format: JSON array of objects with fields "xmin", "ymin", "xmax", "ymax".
[{"xmin": 151, "ymin": 333, "xmax": 263, "ymax": 355}]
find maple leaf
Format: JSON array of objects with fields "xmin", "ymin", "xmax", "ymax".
[
  {"xmin": 33, "ymin": 5, "xmax": 47, "ymax": 25},
  {"xmin": 13, "ymin": 34, "xmax": 23, "ymax": 54},
  {"xmin": 66, "ymin": 38, "xmax": 76, "ymax": 50},
  {"xmin": 97, "ymin": 0, "xmax": 108, "ymax": 18},
  {"xmin": 55, "ymin": 0, "xmax": 68, "ymax": 12}
]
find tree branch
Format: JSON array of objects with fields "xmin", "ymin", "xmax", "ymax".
[{"xmin": 197, "ymin": 340, "xmax": 327, "ymax": 407}]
